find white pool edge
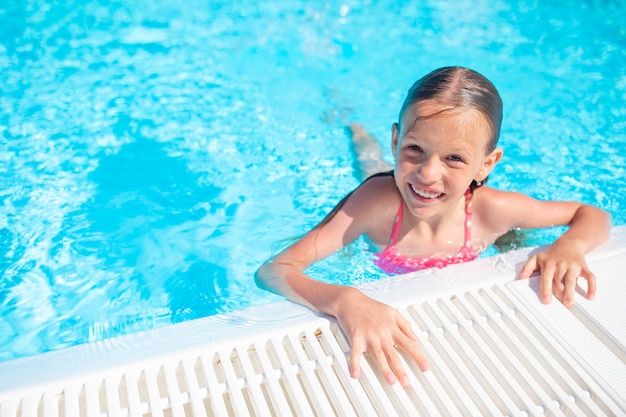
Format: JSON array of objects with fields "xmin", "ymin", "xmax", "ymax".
[{"xmin": 1, "ymin": 226, "xmax": 625, "ymax": 416}]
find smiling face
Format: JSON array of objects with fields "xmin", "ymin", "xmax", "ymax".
[{"xmin": 392, "ymin": 99, "xmax": 502, "ymax": 220}]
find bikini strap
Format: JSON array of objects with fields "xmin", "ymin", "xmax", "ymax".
[
  {"xmin": 390, "ymin": 189, "xmax": 472, "ymax": 248},
  {"xmin": 463, "ymin": 188, "xmax": 473, "ymax": 248},
  {"xmin": 389, "ymin": 201, "xmax": 403, "ymax": 245}
]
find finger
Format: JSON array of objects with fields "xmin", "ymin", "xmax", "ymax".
[
  {"xmin": 539, "ymin": 262, "xmax": 555, "ymax": 303},
  {"xmin": 396, "ymin": 315, "xmax": 417, "ymax": 341},
  {"xmin": 349, "ymin": 342, "xmax": 363, "ymax": 379},
  {"xmin": 561, "ymin": 269, "xmax": 580, "ymax": 307},
  {"xmin": 551, "ymin": 263, "xmax": 568, "ymax": 303},
  {"xmin": 395, "ymin": 315, "xmax": 429, "ymax": 371},
  {"xmin": 370, "ymin": 347, "xmax": 396, "ymax": 385},
  {"xmin": 519, "ymin": 255, "xmax": 538, "ymax": 279},
  {"xmin": 583, "ymin": 269, "xmax": 597, "ymax": 300},
  {"xmin": 397, "ymin": 337, "xmax": 429, "ymax": 372},
  {"xmin": 385, "ymin": 346, "xmax": 411, "ymax": 388},
  {"xmin": 553, "ymin": 277, "xmax": 565, "ymax": 304}
]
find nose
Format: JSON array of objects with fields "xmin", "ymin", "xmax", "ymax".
[{"xmin": 417, "ymin": 155, "xmax": 442, "ymax": 183}]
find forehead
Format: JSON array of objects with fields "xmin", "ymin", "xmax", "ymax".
[{"xmin": 400, "ymin": 100, "xmax": 492, "ymax": 149}]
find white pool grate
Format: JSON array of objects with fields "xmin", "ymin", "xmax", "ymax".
[
  {"xmin": 1, "ymin": 279, "xmax": 624, "ymax": 417},
  {"xmin": 3, "ymin": 228, "xmax": 626, "ymax": 417}
]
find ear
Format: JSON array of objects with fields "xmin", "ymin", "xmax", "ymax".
[
  {"xmin": 476, "ymin": 148, "xmax": 503, "ymax": 182},
  {"xmin": 391, "ymin": 123, "xmax": 400, "ymax": 158}
]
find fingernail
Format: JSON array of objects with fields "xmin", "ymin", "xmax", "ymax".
[
  {"xmin": 386, "ymin": 374, "xmax": 396, "ymax": 385},
  {"xmin": 420, "ymin": 360, "xmax": 429, "ymax": 372},
  {"xmin": 400, "ymin": 376, "xmax": 410, "ymax": 387},
  {"xmin": 542, "ymin": 295, "xmax": 552, "ymax": 304}
]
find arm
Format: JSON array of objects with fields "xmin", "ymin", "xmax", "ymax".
[
  {"xmin": 478, "ymin": 188, "xmax": 612, "ymax": 306},
  {"xmin": 255, "ymin": 177, "xmax": 428, "ymax": 386}
]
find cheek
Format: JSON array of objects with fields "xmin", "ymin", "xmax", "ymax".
[
  {"xmin": 394, "ymin": 159, "xmax": 413, "ymax": 174},
  {"xmin": 449, "ymin": 167, "xmax": 477, "ymax": 187}
]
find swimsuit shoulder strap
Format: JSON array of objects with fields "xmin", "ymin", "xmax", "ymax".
[
  {"xmin": 389, "ymin": 190, "xmax": 472, "ymax": 249},
  {"xmin": 388, "ymin": 201, "xmax": 404, "ymax": 246},
  {"xmin": 463, "ymin": 188, "xmax": 473, "ymax": 247}
]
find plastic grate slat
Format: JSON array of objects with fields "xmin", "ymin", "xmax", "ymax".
[
  {"xmin": 233, "ymin": 344, "xmax": 272, "ymax": 417},
  {"xmin": 199, "ymin": 353, "xmax": 229, "ymax": 417}
]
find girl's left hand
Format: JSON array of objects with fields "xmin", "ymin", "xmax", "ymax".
[{"xmin": 518, "ymin": 242, "xmax": 596, "ymax": 307}]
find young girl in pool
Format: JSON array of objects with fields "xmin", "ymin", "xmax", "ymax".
[{"xmin": 255, "ymin": 66, "xmax": 611, "ymax": 388}]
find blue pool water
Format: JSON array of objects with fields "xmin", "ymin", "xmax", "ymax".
[{"xmin": 1, "ymin": 1, "xmax": 625, "ymax": 362}]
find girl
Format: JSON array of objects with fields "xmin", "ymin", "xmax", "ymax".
[{"xmin": 255, "ymin": 66, "xmax": 611, "ymax": 388}]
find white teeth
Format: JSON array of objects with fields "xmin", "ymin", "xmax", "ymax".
[{"xmin": 411, "ymin": 184, "xmax": 441, "ymax": 199}]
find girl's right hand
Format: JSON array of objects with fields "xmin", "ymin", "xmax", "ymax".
[{"xmin": 333, "ymin": 287, "xmax": 429, "ymax": 387}]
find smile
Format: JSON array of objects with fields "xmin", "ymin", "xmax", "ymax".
[{"xmin": 411, "ymin": 184, "xmax": 442, "ymax": 199}]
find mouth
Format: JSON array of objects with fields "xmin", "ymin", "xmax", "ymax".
[{"xmin": 410, "ymin": 184, "xmax": 442, "ymax": 200}]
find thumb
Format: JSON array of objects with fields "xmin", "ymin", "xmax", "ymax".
[{"xmin": 519, "ymin": 255, "xmax": 538, "ymax": 279}]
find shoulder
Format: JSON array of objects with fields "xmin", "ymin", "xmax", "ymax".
[
  {"xmin": 355, "ymin": 172, "xmax": 398, "ymax": 195},
  {"xmin": 269, "ymin": 173, "xmax": 401, "ymax": 270},
  {"xmin": 471, "ymin": 186, "xmax": 534, "ymax": 232},
  {"xmin": 340, "ymin": 173, "xmax": 401, "ymax": 242},
  {"xmin": 345, "ymin": 173, "xmax": 400, "ymax": 212},
  {"xmin": 471, "ymin": 186, "xmax": 586, "ymax": 232},
  {"xmin": 472, "ymin": 186, "xmax": 527, "ymax": 209}
]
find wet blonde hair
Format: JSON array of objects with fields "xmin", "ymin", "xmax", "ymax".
[{"xmin": 399, "ymin": 66, "xmax": 502, "ymax": 153}]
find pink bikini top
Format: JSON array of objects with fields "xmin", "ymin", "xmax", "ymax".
[{"xmin": 373, "ymin": 189, "xmax": 479, "ymax": 275}]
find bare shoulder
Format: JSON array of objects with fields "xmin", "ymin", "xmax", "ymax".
[
  {"xmin": 346, "ymin": 174, "xmax": 399, "ymax": 209},
  {"xmin": 341, "ymin": 174, "xmax": 401, "ymax": 242},
  {"xmin": 472, "ymin": 186, "xmax": 587, "ymax": 232},
  {"xmin": 470, "ymin": 187, "xmax": 536, "ymax": 238},
  {"xmin": 472, "ymin": 186, "xmax": 526, "ymax": 210}
]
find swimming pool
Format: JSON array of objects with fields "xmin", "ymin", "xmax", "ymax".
[{"xmin": 1, "ymin": 0, "xmax": 624, "ymax": 362}]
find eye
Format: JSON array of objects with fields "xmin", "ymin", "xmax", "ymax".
[
  {"xmin": 447, "ymin": 155, "xmax": 465, "ymax": 163},
  {"xmin": 407, "ymin": 144, "xmax": 422, "ymax": 152}
]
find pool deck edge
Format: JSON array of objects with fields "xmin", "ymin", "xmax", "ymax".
[{"xmin": 1, "ymin": 225, "xmax": 625, "ymax": 407}]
